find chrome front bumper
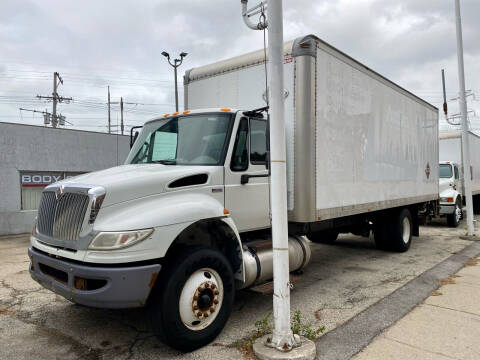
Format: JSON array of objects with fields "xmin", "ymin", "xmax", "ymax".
[{"xmin": 439, "ymin": 204, "xmax": 455, "ymax": 215}]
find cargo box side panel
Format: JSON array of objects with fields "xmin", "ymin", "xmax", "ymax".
[
  {"xmin": 186, "ymin": 59, "xmax": 296, "ymax": 208},
  {"xmin": 315, "ymin": 47, "xmax": 438, "ymax": 219},
  {"xmin": 469, "ymin": 133, "xmax": 480, "ymax": 194}
]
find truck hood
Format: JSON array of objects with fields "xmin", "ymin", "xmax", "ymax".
[{"xmin": 57, "ymin": 164, "xmax": 220, "ymax": 206}]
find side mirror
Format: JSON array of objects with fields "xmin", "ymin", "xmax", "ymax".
[{"xmin": 130, "ymin": 126, "xmax": 143, "ymax": 148}]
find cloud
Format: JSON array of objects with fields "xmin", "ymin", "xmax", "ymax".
[{"xmin": 0, "ymin": 0, "xmax": 479, "ymax": 132}]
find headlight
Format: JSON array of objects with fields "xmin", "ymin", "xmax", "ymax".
[{"xmin": 89, "ymin": 229, "xmax": 154, "ymax": 250}]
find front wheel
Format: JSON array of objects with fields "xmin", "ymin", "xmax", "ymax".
[
  {"xmin": 148, "ymin": 247, "xmax": 235, "ymax": 352},
  {"xmin": 447, "ymin": 200, "xmax": 462, "ymax": 228}
]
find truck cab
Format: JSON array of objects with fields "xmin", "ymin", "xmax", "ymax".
[
  {"xmin": 28, "ymin": 108, "xmax": 310, "ymax": 351},
  {"xmin": 439, "ymin": 161, "xmax": 463, "ymax": 227}
]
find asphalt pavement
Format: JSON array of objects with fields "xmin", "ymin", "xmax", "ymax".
[{"xmin": 0, "ymin": 215, "xmax": 478, "ymax": 359}]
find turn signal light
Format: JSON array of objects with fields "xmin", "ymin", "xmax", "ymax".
[
  {"xmin": 223, "ymin": 208, "xmax": 230, "ymax": 215},
  {"xmin": 447, "ymin": 197, "xmax": 454, "ymax": 203}
]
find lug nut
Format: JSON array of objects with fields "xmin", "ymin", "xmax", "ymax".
[
  {"xmin": 196, "ymin": 312, "xmax": 202, "ymax": 317},
  {"xmin": 193, "ymin": 295, "xmax": 199, "ymax": 301},
  {"xmin": 211, "ymin": 284, "xmax": 216, "ymax": 289},
  {"xmin": 214, "ymin": 290, "xmax": 219, "ymax": 295},
  {"xmin": 204, "ymin": 313, "xmax": 209, "ymax": 318},
  {"xmin": 193, "ymin": 305, "xmax": 198, "ymax": 310},
  {"xmin": 210, "ymin": 307, "xmax": 215, "ymax": 313},
  {"xmin": 213, "ymin": 299, "xmax": 219, "ymax": 305},
  {"xmin": 204, "ymin": 283, "xmax": 209, "ymax": 288}
]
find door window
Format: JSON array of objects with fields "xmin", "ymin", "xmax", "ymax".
[
  {"xmin": 231, "ymin": 118, "xmax": 249, "ymax": 171},
  {"xmin": 250, "ymin": 119, "xmax": 267, "ymax": 165}
]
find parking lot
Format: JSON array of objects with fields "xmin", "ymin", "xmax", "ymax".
[{"xmin": 1, "ymin": 216, "xmax": 478, "ymax": 360}]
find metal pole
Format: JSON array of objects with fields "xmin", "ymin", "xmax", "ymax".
[
  {"xmin": 455, "ymin": 0, "xmax": 475, "ymax": 236},
  {"xmin": 441, "ymin": 69, "xmax": 448, "ymax": 118},
  {"xmin": 108, "ymin": 86, "xmax": 111, "ymax": 134},
  {"xmin": 52, "ymin": 72, "xmax": 58, "ymax": 128},
  {"xmin": 174, "ymin": 65, "xmax": 179, "ymax": 112},
  {"xmin": 120, "ymin": 97, "xmax": 124, "ymax": 135},
  {"xmin": 267, "ymin": 0, "xmax": 298, "ymax": 350}
]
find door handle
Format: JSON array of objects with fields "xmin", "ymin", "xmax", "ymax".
[{"xmin": 241, "ymin": 173, "xmax": 269, "ymax": 185}]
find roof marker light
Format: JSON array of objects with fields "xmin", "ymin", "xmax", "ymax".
[
  {"xmin": 173, "ymin": 112, "xmax": 179, "ymax": 116},
  {"xmin": 220, "ymin": 108, "xmax": 231, "ymax": 112},
  {"xmin": 164, "ymin": 114, "xmax": 170, "ymax": 118},
  {"xmin": 183, "ymin": 110, "xmax": 190, "ymax": 115}
]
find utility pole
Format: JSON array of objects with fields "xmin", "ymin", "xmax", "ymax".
[
  {"xmin": 120, "ymin": 97, "xmax": 124, "ymax": 135},
  {"xmin": 108, "ymin": 86, "xmax": 111, "ymax": 134},
  {"xmin": 36, "ymin": 72, "xmax": 71, "ymax": 128},
  {"xmin": 161, "ymin": 51, "xmax": 188, "ymax": 112},
  {"xmin": 265, "ymin": 0, "xmax": 298, "ymax": 351},
  {"xmin": 454, "ymin": 0, "xmax": 475, "ymax": 236},
  {"xmin": 241, "ymin": 2, "xmax": 315, "ymax": 357}
]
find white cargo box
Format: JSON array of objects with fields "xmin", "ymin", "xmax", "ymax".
[
  {"xmin": 184, "ymin": 34, "xmax": 439, "ymax": 223},
  {"xmin": 440, "ymin": 131, "xmax": 480, "ymax": 195}
]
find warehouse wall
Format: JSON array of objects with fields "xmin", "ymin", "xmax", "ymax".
[{"xmin": 0, "ymin": 122, "xmax": 130, "ymax": 235}]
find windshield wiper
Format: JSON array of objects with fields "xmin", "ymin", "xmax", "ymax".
[{"xmin": 152, "ymin": 159, "xmax": 177, "ymax": 165}]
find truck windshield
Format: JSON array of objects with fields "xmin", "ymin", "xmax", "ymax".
[
  {"xmin": 439, "ymin": 164, "xmax": 453, "ymax": 178},
  {"xmin": 126, "ymin": 113, "xmax": 232, "ymax": 165}
]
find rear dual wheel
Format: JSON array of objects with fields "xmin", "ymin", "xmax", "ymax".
[{"xmin": 374, "ymin": 208, "xmax": 412, "ymax": 253}]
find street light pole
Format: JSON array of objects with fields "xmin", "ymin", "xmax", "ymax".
[
  {"xmin": 162, "ymin": 51, "xmax": 188, "ymax": 112},
  {"xmin": 454, "ymin": 0, "xmax": 475, "ymax": 236}
]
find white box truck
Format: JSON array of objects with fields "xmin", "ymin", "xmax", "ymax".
[
  {"xmin": 29, "ymin": 34, "xmax": 438, "ymax": 351},
  {"xmin": 439, "ymin": 131, "xmax": 480, "ymax": 224}
]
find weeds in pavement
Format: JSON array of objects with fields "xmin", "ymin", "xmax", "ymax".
[{"xmin": 231, "ymin": 310, "xmax": 324, "ymax": 359}]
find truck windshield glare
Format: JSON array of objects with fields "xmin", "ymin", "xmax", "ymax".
[
  {"xmin": 126, "ymin": 114, "xmax": 232, "ymax": 165},
  {"xmin": 439, "ymin": 164, "xmax": 453, "ymax": 178}
]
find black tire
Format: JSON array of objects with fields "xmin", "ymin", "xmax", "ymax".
[
  {"xmin": 307, "ymin": 230, "xmax": 339, "ymax": 244},
  {"xmin": 390, "ymin": 208, "xmax": 412, "ymax": 252},
  {"xmin": 148, "ymin": 247, "xmax": 235, "ymax": 352},
  {"xmin": 447, "ymin": 199, "xmax": 462, "ymax": 228},
  {"xmin": 473, "ymin": 196, "xmax": 480, "ymax": 215},
  {"xmin": 374, "ymin": 221, "xmax": 390, "ymax": 250}
]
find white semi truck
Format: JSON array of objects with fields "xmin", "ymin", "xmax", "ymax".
[
  {"xmin": 439, "ymin": 131, "xmax": 480, "ymax": 226},
  {"xmin": 29, "ymin": 35, "xmax": 439, "ymax": 351}
]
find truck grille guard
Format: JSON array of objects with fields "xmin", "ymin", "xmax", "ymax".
[{"xmin": 36, "ymin": 184, "xmax": 106, "ymax": 242}]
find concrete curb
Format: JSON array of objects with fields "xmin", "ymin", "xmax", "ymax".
[{"xmin": 314, "ymin": 241, "xmax": 480, "ymax": 360}]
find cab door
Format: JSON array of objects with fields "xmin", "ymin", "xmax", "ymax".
[
  {"xmin": 224, "ymin": 116, "xmax": 270, "ymax": 232},
  {"xmin": 454, "ymin": 165, "xmax": 463, "ymax": 196}
]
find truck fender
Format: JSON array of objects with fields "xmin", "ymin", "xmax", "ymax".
[{"xmin": 92, "ymin": 193, "xmax": 245, "ymax": 281}]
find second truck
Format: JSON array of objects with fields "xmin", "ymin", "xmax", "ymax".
[
  {"xmin": 439, "ymin": 130, "xmax": 480, "ymax": 226},
  {"xmin": 28, "ymin": 35, "xmax": 439, "ymax": 351}
]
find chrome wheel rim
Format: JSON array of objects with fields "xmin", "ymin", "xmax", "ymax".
[
  {"xmin": 402, "ymin": 217, "xmax": 411, "ymax": 244},
  {"xmin": 455, "ymin": 204, "xmax": 462, "ymax": 223},
  {"xmin": 179, "ymin": 268, "xmax": 223, "ymax": 331}
]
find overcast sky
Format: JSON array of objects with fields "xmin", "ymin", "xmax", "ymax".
[{"xmin": 1, "ymin": 0, "xmax": 479, "ymax": 134}]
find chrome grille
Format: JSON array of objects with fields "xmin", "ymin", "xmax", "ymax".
[{"xmin": 37, "ymin": 191, "xmax": 90, "ymax": 241}]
